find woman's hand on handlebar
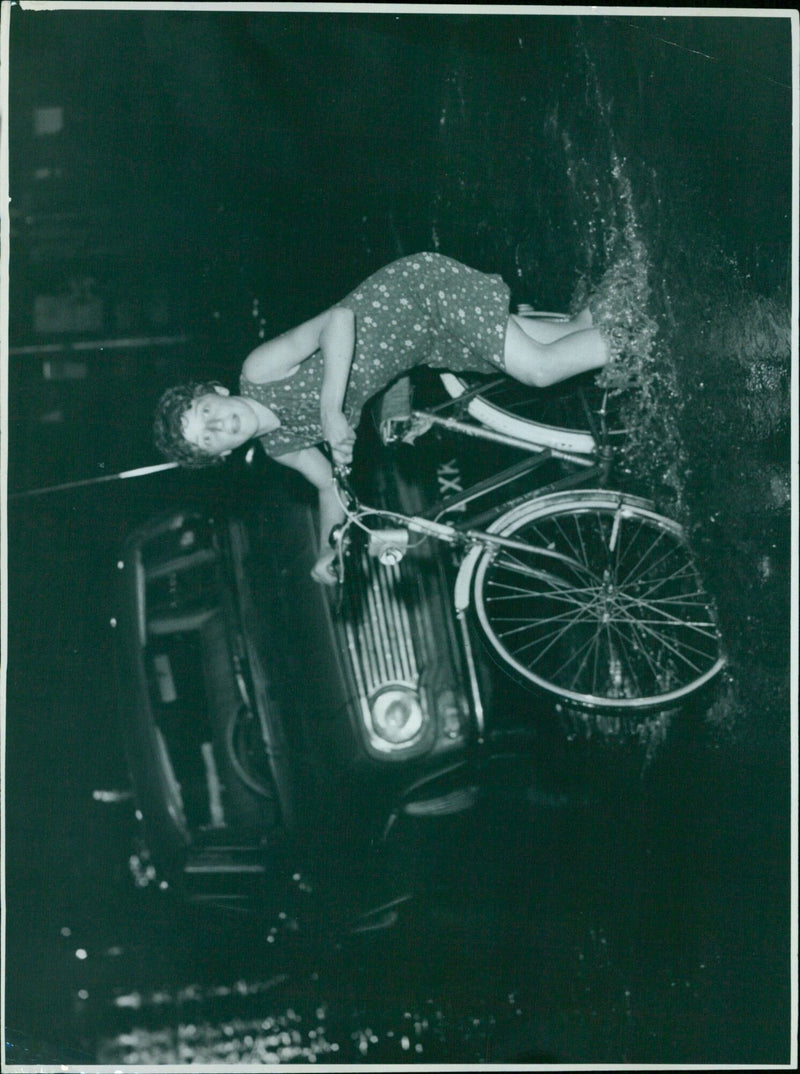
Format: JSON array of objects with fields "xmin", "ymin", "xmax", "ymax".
[{"xmin": 321, "ymin": 410, "xmax": 356, "ymax": 467}]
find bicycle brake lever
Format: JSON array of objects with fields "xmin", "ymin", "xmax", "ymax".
[{"xmin": 332, "ymin": 464, "xmax": 359, "ymax": 508}]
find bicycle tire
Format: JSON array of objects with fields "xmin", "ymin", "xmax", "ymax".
[
  {"xmin": 439, "ymin": 310, "xmax": 628, "ymax": 453},
  {"xmin": 439, "ymin": 371, "xmax": 628, "ymax": 455},
  {"xmin": 468, "ymin": 490, "xmax": 726, "ymax": 713}
]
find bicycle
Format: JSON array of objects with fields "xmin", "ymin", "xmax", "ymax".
[
  {"xmin": 327, "ymin": 349, "xmax": 726, "ymax": 725},
  {"xmin": 438, "ymin": 307, "xmax": 627, "ymax": 456}
]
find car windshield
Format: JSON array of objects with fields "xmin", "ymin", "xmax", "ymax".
[{"xmin": 136, "ymin": 513, "xmax": 278, "ymax": 837}]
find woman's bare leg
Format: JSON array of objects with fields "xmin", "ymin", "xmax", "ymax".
[{"xmin": 503, "ymin": 316, "xmax": 608, "ymax": 388}]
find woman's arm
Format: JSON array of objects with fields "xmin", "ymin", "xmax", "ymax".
[
  {"xmin": 242, "ymin": 304, "xmax": 357, "ymax": 467},
  {"xmin": 272, "ymin": 445, "xmax": 347, "ymax": 586},
  {"xmin": 318, "ymin": 307, "xmax": 357, "ymax": 466},
  {"xmin": 241, "ymin": 306, "xmax": 355, "ymax": 387}
]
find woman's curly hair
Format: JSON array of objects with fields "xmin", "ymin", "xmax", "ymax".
[{"xmin": 153, "ymin": 381, "xmax": 228, "ymax": 469}]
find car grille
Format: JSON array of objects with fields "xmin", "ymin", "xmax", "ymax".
[
  {"xmin": 338, "ymin": 545, "xmax": 439, "ymax": 698},
  {"xmin": 322, "ymin": 456, "xmax": 477, "ymax": 758}
]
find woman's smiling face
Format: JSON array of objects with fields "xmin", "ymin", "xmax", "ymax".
[{"xmin": 180, "ymin": 386, "xmax": 259, "ymax": 457}]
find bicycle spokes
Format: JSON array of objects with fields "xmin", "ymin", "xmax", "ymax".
[{"xmin": 472, "ymin": 497, "xmax": 725, "ymax": 711}]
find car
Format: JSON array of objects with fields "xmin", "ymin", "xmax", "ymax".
[{"xmin": 112, "ymin": 403, "xmax": 494, "ymax": 915}]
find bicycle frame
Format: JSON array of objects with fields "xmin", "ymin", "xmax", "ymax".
[
  {"xmin": 384, "ymin": 396, "xmax": 612, "ymax": 521},
  {"xmin": 331, "ymin": 429, "xmax": 617, "ymax": 744},
  {"xmin": 331, "ymin": 367, "xmax": 724, "ymax": 726}
]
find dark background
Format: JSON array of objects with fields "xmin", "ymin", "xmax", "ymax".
[{"xmin": 4, "ymin": 8, "xmax": 794, "ymax": 1066}]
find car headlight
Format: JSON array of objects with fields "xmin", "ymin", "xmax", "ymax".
[{"xmin": 367, "ymin": 685, "xmax": 425, "ymax": 751}]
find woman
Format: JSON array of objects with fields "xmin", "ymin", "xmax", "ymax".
[{"xmin": 154, "ymin": 252, "xmax": 613, "ymax": 584}]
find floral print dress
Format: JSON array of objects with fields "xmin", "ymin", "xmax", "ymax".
[{"xmin": 240, "ymin": 252, "xmax": 511, "ymax": 457}]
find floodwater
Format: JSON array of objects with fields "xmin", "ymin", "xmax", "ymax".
[{"xmin": 4, "ymin": 10, "xmax": 793, "ymax": 1067}]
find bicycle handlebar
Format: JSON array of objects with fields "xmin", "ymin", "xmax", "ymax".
[
  {"xmin": 329, "ymin": 522, "xmax": 350, "ymax": 549},
  {"xmin": 332, "ymin": 462, "xmax": 359, "ymax": 506}
]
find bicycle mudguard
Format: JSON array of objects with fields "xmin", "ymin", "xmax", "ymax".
[
  {"xmin": 439, "ymin": 372, "xmax": 598, "ymax": 455},
  {"xmin": 454, "ymin": 544, "xmax": 483, "ymax": 615},
  {"xmin": 478, "ymin": 488, "xmax": 659, "ymax": 533},
  {"xmin": 452, "ymin": 488, "xmax": 662, "ymax": 616}
]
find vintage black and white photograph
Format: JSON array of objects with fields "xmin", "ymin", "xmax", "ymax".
[{"xmin": 1, "ymin": 2, "xmax": 796, "ymax": 1068}]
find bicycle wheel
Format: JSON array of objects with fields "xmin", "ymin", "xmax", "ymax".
[
  {"xmin": 439, "ymin": 370, "xmax": 629, "ymax": 454},
  {"xmin": 440, "ymin": 308, "xmax": 628, "ymax": 453},
  {"xmin": 469, "ymin": 491, "xmax": 725, "ymax": 712}
]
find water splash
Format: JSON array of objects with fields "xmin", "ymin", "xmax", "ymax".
[
  {"xmin": 98, "ymin": 1007, "xmax": 338, "ymax": 1065},
  {"xmin": 565, "ymin": 150, "xmax": 687, "ymax": 507},
  {"xmin": 550, "ymin": 56, "xmax": 691, "ymax": 512},
  {"xmin": 557, "ymin": 704, "xmax": 676, "ymax": 774}
]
